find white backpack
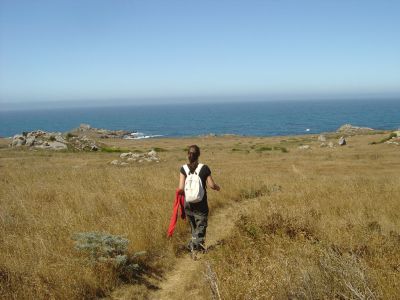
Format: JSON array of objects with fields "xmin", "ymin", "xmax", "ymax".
[{"xmin": 183, "ymin": 164, "xmax": 205, "ymax": 203}]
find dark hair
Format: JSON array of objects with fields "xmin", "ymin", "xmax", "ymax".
[{"xmin": 187, "ymin": 145, "xmax": 200, "ymax": 172}]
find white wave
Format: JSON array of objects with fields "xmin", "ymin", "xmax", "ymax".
[{"xmin": 123, "ymin": 133, "xmax": 163, "ymax": 140}]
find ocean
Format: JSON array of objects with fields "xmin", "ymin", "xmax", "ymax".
[{"xmin": 0, "ymin": 99, "xmax": 399, "ymax": 138}]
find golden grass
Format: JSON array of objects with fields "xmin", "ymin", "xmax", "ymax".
[{"xmin": 0, "ymin": 132, "xmax": 399, "ymax": 299}]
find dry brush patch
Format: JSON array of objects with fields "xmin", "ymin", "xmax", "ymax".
[
  {"xmin": 207, "ymin": 163, "xmax": 400, "ymax": 299},
  {"xmin": 0, "ymin": 137, "xmax": 278, "ymax": 299}
]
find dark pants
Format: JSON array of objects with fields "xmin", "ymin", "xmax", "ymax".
[{"xmin": 187, "ymin": 213, "xmax": 208, "ymax": 249}]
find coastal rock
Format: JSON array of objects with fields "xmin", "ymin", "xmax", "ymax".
[
  {"xmin": 69, "ymin": 124, "xmax": 134, "ymax": 139},
  {"xmin": 55, "ymin": 134, "xmax": 66, "ymax": 143},
  {"xmin": 120, "ymin": 152, "xmax": 132, "ymax": 159},
  {"xmin": 35, "ymin": 141, "xmax": 68, "ymax": 150},
  {"xmin": 11, "ymin": 135, "xmax": 26, "ymax": 147},
  {"xmin": 10, "ymin": 129, "xmax": 100, "ymax": 151},
  {"xmin": 338, "ymin": 136, "xmax": 346, "ymax": 146},
  {"xmin": 337, "ymin": 124, "xmax": 374, "ymax": 135},
  {"xmin": 318, "ymin": 135, "xmax": 327, "ymax": 142},
  {"xmin": 110, "ymin": 160, "xmax": 120, "ymax": 165},
  {"xmin": 328, "ymin": 142, "xmax": 334, "ymax": 148},
  {"xmin": 25, "ymin": 136, "xmax": 36, "ymax": 146},
  {"xmin": 148, "ymin": 150, "xmax": 157, "ymax": 157},
  {"xmin": 118, "ymin": 150, "xmax": 160, "ymax": 165}
]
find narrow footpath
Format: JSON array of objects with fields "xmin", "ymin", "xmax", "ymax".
[{"xmin": 110, "ymin": 196, "xmax": 263, "ymax": 300}]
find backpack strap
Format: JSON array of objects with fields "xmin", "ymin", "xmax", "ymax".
[
  {"xmin": 183, "ymin": 163, "xmax": 204, "ymax": 175},
  {"xmin": 194, "ymin": 163, "xmax": 204, "ymax": 175},
  {"xmin": 183, "ymin": 164, "xmax": 190, "ymax": 175}
]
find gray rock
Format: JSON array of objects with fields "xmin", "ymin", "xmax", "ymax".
[
  {"xmin": 120, "ymin": 152, "xmax": 132, "ymax": 159},
  {"xmin": 148, "ymin": 150, "xmax": 157, "ymax": 157},
  {"xmin": 55, "ymin": 135, "xmax": 66, "ymax": 143},
  {"xmin": 11, "ymin": 135, "xmax": 26, "ymax": 147},
  {"xmin": 318, "ymin": 135, "xmax": 326, "ymax": 142},
  {"xmin": 338, "ymin": 136, "xmax": 346, "ymax": 146},
  {"xmin": 25, "ymin": 136, "xmax": 36, "ymax": 146},
  {"xmin": 337, "ymin": 124, "xmax": 374, "ymax": 135},
  {"xmin": 36, "ymin": 141, "xmax": 67, "ymax": 150},
  {"xmin": 298, "ymin": 145, "xmax": 311, "ymax": 150},
  {"xmin": 110, "ymin": 160, "xmax": 120, "ymax": 165}
]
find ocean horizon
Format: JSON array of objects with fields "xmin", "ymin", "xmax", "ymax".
[{"xmin": 0, "ymin": 99, "xmax": 399, "ymax": 138}]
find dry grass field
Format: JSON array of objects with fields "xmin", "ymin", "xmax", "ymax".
[{"xmin": 0, "ymin": 131, "xmax": 399, "ymax": 299}]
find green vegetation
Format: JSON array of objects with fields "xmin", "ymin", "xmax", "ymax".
[
  {"xmin": 101, "ymin": 147, "xmax": 130, "ymax": 153},
  {"xmin": 370, "ymin": 132, "xmax": 397, "ymax": 144},
  {"xmin": 255, "ymin": 146, "xmax": 272, "ymax": 152},
  {"xmin": 66, "ymin": 132, "xmax": 77, "ymax": 139},
  {"xmin": 151, "ymin": 147, "xmax": 168, "ymax": 152}
]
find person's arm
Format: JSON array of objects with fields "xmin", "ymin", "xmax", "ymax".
[
  {"xmin": 178, "ymin": 173, "xmax": 186, "ymax": 194},
  {"xmin": 207, "ymin": 175, "xmax": 220, "ymax": 191}
]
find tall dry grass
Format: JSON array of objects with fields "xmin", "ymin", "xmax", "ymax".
[
  {"xmin": 1, "ymin": 133, "xmax": 399, "ymax": 299},
  {"xmin": 204, "ymin": 135, "xmax": 400, "ymax": 299},
  {"xmin": 0, "ymin": 136, "xmax": 271, "ymax": 299}
]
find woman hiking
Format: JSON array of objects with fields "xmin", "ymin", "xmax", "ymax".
[{"xmin": 178, "ymin": 145, "xmax": 220, "ymax": 254}]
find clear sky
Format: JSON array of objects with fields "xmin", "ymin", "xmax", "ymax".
[{"xmin": 0, "ymin": 0, "xmax": 399, "ymax": 106}]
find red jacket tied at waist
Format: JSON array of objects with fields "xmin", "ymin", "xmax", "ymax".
[{"xmin": 167, "ymin": 189, "xmax": 186, "ymax": 237}]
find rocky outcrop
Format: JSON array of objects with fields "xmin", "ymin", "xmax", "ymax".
[
  {"xmin": 110, "ymin": 150, "xmax": 160, "ymax": 165},
  {"xmin": 10, "ymin": 130, "xmax": 100, "ymax": 151},
  {"xmin": 70, "ymin": 124, "xmax": 134, "ymax": 139},
  {"xmin": 337, "ymin": 124, "xmax": 374, "ymax": 135},
  {"xmin": 338, "ymin": 136, "xmax": 346, "ymax": 146}
]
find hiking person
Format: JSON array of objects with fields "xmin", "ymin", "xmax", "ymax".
[{"xmin": 178, "ymin": 145, "xmax": 220, "ymax": 254}]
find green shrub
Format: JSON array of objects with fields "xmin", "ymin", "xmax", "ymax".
[
  {"xmin": 72, "ymin": 232, "xmax": 146, "ymax": 278},
  {"xmin": 256, "ymin": 146, "xmax": 272, "ymax": 152},
  {"xmin": 273, "ymin": 146, "xmax": 288, "ymax": 153},
  {"xmin": 101, "ymin": 147, "xmax": 131, "ymax": 153},
  {"xmin": 151, "ymin": 147, "xmax": 168, "ymax": 152},
  {"xmin": 372, "ymin": 132, "xmax": 397, "ymax": 144}
]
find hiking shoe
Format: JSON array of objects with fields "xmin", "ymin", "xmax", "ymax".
[{"xmin": 197, "ymin": 243, "xmax": 207, "ymax": 253}]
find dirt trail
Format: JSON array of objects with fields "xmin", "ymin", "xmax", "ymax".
[
  {"xmin": 110, "ymin": 197, "xmax": 262, "ymax": 300},
  {"xmin": 149, "ymin": 197, "xmax": 261, "ymax": 300}
]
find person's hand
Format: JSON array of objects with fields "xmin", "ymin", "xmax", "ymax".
[
  {"xmin": 214, "ymin": 184, "xmax": 221, "ymax": 191},
  {"xmin": 177, "ymin": 188, "xmax": 185, "ymax": 195}
]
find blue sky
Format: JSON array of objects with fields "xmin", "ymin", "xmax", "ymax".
[{"xmin": 0, "ymin": 0, "xmax": 399, "ymax": 106}]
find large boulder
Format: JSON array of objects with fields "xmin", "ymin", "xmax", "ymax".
[
  {"xmin": 337, "ymin": 124, "xmax": 374, "ymax": 135},
  {"xmin": 35, "ymin": 141, "xmax": 68, "ymax": 150},
  {"xmin": 148, "ymin": 149, "xmax": 157, "ymax": 157},
  {"xmin": 11, "ymin": 135, "xmax": 26, "ymax": 147},
  {"xmin": 25, "ymin": 136, "xmax": 36, "ymax": 146}
]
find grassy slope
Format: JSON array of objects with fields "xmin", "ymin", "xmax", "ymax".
[{"xmin": 0, "ymin": 132, "xmax": 399, "ymax": 299}]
